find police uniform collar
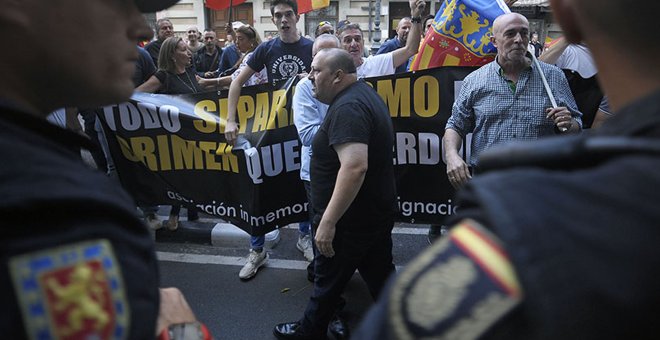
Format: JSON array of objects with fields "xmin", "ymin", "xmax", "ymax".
[
  {"xmin": 0, "ymin": 106, "xmax": 97, "ymax": 153},
  {"xmin": 477, "ymin": 134, "xmax": 660, "ymax": 173},
  {"xmin": 593, "ymin": 89, "xmax": 660, "ymax": 137}
]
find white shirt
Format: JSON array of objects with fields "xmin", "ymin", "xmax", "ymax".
[
  {"xmin": 357, "ymin": 53, "xmax": 395, "ymax": 79},
  {"xmin": 555, "ymin": 44, "xmax": 597, "ymax": 78}
]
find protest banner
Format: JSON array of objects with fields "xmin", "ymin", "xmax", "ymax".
[{"xmin": 98, "ymin": 66, "xmax": 476, "ymax": 236}]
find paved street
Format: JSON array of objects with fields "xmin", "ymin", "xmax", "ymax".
[{"xmin": 154, "ymin": 217, "xmax": 436, "ymax": 339}]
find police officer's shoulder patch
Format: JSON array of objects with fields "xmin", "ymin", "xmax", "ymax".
[
  {"xmin": 388, "ymin": 219, "xmax": 522, "ymax": 339},
  {"xmin": 9, "ymin": 239, "xmax": 130, "ymax": 340}
]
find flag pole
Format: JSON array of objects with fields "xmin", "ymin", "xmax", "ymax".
[
  {"xmin": 228, "ymin": 0, "xmax": 233, "ymax": 25},
  {"xmin": 531, "ymin": 52, "xmax": 568, "ymax": 132}
]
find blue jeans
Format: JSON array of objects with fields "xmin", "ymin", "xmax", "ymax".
[{"xmin": 250, "ymin": 222, "xmax": 310, "ymax": 251}]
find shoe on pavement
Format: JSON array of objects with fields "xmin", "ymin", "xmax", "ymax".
[
  {"xmin": 273, "ymin": 321, "xmax": 326, "ymax": 340},
  {"xmin": 427, "ymin": 224, "xmax": 446, "ymax": 244},
  {"xmin": 328, "ymin": 315, "xmax": 349, "ymax": 340},
  {"xmin": 144, "ymin": 213, "xmax": 163, "ymax": 230},
  {"xmin": 188, "ymin": 208, "xmax": 199, "ymax": 222},
  {"xmin": 239, "ymin": 249, "xmax": 268, "ymax": 280},
  {"xmin": 163, "ymin": 214, "xmax": 179, "ymax": 231},
  {"xmin": 306, "ymin": 262, "xmax": 314, "ymax": 283},
  {"xmin": 296, "ymin": 235, "xmax": 314, "ymax": 262},
  {"xmin": 265, "ymin": 229, "xmax": 281, "ymax": 249}
]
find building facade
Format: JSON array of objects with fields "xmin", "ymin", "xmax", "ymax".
[{"xmin": 153, "ymin": 0, "xmax": 556, "ymax": 51}]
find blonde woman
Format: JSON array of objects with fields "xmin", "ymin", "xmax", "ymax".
[
  {"xmin": 137, "ymin": 37, "xmax": 203, "ymax": 95},
  {"xmin": 199, "ymin": 25, "xmax": 267, "ymax": 89},
  {"xmin": 136, "ymin": 37, "xmax": 202, "ymax": 230}
]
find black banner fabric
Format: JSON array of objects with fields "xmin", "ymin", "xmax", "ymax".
[{"xmin": 98, "ymin": 66, "xmax": 476, "ymax": 236}]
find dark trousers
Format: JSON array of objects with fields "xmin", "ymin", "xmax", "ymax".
[
  {"xmin": 170, "ymin": 205, "xmax": 198, "ymax": 219},
  {"xmin": 300, "ymin": 227, "xmax": 395, "ymax": 336},
  {"xmin": 304, "ymin": 181, "xmax": 317, "ymax": 279}
]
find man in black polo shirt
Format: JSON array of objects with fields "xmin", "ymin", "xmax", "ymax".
[{"xmin": 274, "ymin": 48, "xmax": 397, "ymax": 339}]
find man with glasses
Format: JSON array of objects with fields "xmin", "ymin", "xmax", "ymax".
[
  {"xmin": 195, "ymin": 28, "xmax": 222, "ymax": 78},
  {"xmin": 315, "ymin": 21, "xmax": 335, "ymax": 37}
]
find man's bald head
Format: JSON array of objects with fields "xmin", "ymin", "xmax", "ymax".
[
  {"xmin": 491, "ymin": 13, "xmax": 530, "ymax": 69},
  {"xmin": 312, "ymin": 34, "xmax": 341, "ymax": 56},
  {"xmin": 320, "ymin": 48, "xmax": 357, "ymax": 75},
  {"xmin": 492, "ymin": 13, "xmax": 529, "ymax": 36}
]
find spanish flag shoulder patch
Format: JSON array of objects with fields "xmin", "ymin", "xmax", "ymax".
[{"xmin": 388, "ymin": 219, "xmax": 522, "ymax": 339}]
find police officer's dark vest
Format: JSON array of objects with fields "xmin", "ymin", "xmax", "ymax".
[{"xmin": 468, "ymin": 135, "xmax": 660, "ymax": 338}]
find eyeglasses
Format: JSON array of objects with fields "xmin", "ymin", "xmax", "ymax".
[{"xmin": 188, "ymin": 30, "xmax": 197, "ymax": 34}]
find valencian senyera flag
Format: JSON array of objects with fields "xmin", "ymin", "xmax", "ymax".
[
  {"xmin": 298, "ymin": 0, "xmax": 330, "ymax": 14},
  {"xmin": 410, "ymin": 0, "xmax": 510, "ymax": 70}
]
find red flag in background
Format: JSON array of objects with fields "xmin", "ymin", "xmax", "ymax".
[
  {"xmin": 206, "ymin": 0, "xmax": 246, "ymax": 10},
  {"xmin": 298, "ymin": 0, "xmax": 330, "ymax": 14},
  {"xmin": 410, "ymin": 0, "xmax": 510, "ymax": 70}
]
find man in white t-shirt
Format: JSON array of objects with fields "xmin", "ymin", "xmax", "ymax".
[{"xmin": 339, "ymin": 0, "xmax": 425, "ymax": 78}]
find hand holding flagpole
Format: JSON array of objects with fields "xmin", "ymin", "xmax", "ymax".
[{"xmin": 531, "ymin": 52, "xmax": 569, "ymax": 132}]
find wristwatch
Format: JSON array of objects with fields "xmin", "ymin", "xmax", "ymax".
[
  {"xmin": 158, "ymin": 322, "xmax": 212, "ymax": 340},
  {"xmin": 411, "ymin": 16, "xmax": 422, "ymax": 24}
]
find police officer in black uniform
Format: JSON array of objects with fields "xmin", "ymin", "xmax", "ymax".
[
  {"xmin": 0, "ymin": 1, "xmax": 210, "ymax": 339},
  {"xmin": 352, "ymin": 0, "xmax": 660, "ymax": 338}
]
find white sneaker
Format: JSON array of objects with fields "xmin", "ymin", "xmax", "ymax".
[
  {"xmin": 144, "ymin": 213, "xmax": 162, "ymax": 230},
  {"xmin": 239, "ymin": 249, "xmax": 268, "ymax": 280},
  {"xmin": 265, "ymin": 229, "xmax": 281, "ymax": 249},
  {"xmin": 163, "ymin": 214, "xmax": 179, "ymax": 231},
  {"xmin": 296, "ymin": 235, "xmax": 314, "ymax": 262}
]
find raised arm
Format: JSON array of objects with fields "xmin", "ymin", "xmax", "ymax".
[
  {"xmin": 391, "ymin": 0, "xmax": 426, "ymax": 68},
  {"xmin": 539, "ymin": 37, "xmax": 569, "ymax": 64}
]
